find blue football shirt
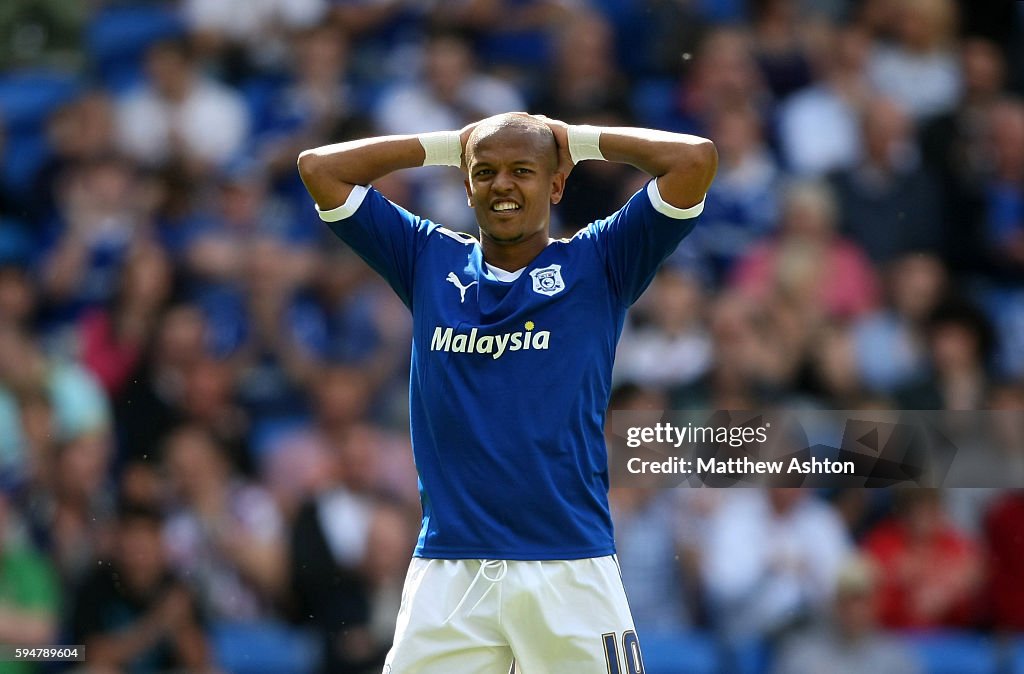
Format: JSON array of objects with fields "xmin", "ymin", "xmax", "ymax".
[{"xmin": 317, "ymin": 179, "xmax": 703, "ymax": 560}]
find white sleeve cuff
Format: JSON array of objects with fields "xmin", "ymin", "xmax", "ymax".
[
  {"xmin": 646, "ymin": 180, "xmax": 705, "ymax": 219},
  {"xmin": 316, "ymin": 185, "xmax": 369, "ymax": 222}
]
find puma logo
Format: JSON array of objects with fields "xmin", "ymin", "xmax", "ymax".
[{"xmin": 446, "ymin": 272, "xmax": 478, "ymax": 304}]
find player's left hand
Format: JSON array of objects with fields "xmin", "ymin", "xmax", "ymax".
[{"xmin": 532, "ymin": 114, "xmax": 574, "ymax": 180}]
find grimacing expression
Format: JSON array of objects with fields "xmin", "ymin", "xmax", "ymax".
[{"xmin": 464, "ymin": 123, "xmax": 564, "ymax": 247}]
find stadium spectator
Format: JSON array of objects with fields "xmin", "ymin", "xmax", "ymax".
[
  {"xmin": 986, "ymin": 384, "xmax": 1024, "ymax": 484},
  {"xmin": 852, "ymin": 253, "xmax": 947, "ymax": 394},
  {"xmin": 615, "ymin": 268, "xmax": 712, "ymax": 390},
  {"xmin": 183, "ymin": 161, "xmax": 318, "ymax": 294},
  {"xmin": 162, "ymin": 424, "xmax": 286, "ymax": 621},
  {"xmin": 694, "ymin": 104, "xmax": 781, "ymax": 283},
  {"xmin": 76, "ymin": 242, "xmax": 174, "ymax": 398},
  {"xmin": 534, "ymin": 10, "xmax": 629, "ymax": 122},
  {"xmin": 31, "ymin": 91, "xmax": 118, "ymax": 222},
  {"xmin": 866, "ymin": 0, "xmax": 962, "ymax": 120},
  {"xmin": 329, "ymin": 0, "xmax": 410, "ymax": 40},
  {"xmin": 38, "ymin": 155, "xmax": 153, "ymax": 330},
  {"xmin": 983, "ymin": 490, "xmax": 1024, "ymax": 631},
  {"xmin": 611, "ymin": 484, "xmax": 696, "ymax": 634},
  {"xmin": 533, "ymin": 10, "xmax": 638, "ymax": 231},
  {"xmin": 830, "ymin": 98, "xmax": 946, "ymax": 264},
  {"xmin": 862, "ymin": 489, "xmax": 982, "ymax": 629},
  {"xmin": 777, "ymin": 25, "xmax": 873, "ymax": 177},
  {"xmin": 800, "ymin": 323, "xmax": 866, "ymax": 408},
  {"xmin": 361, "ymin": 499, "xmax": 417, "ymax": 656},
  {"xmin": 179, "ymin": 356, "xmax": 253, "ymax": 477},
  {"xmin": 196, "ymin": 235, "xmax": 326, "ymax": 419},
  {"xmin": 607, "ymin": 384, "xmax": 698, "ymax": 633},
  {"xmin": 183, "ymin": 0, "xmax": 327, "ymax": 78},
  {"xmin": 0, "ymin": 263, "xmax": 37, "ymax": 332},
  {"xmin": 263, "ymin": 363, "xmax": 416, "ymax": 518},
  {"xmin": 896, "ymin": 297, "xmax": 997, "ymax": 410},
  {"xmin": 675, "ymin": 28, "xmax": 772, "ymax": 135},
  {"xmin": 260, "ymin": 27, "xmax": 371, "ymax": 189},
  {"xmin": 42, "ymin": 429, "xmax": 116, "ymax": 586},
  {"xmin": 731, "ymin": 180, "xmax": 879, "ymax": 322},
  {"xmin": 2, "ymin": 370, "xmax": 112, "ymax": 589},
  {"xmin": 982, "ymin": 98, "xmax": 1024, "ymax": 281},
  {"xmin": 672, "ymin": 291, "xmax": 803, "ymax": 408},
  {"xmin": 602, "ymin": 0, "xmax": 707, "ymax": 80},
  {"xmin": 70, "ymin": 502, "xmax": 214, "ymax": 673},
  {"xmin": 918, "ymin": 38, "xmax": 1008, "ymax": 274},
  {"xmin": 11, "ymin": 388, "xmax": 54, "ymax": 494},
  {"xmin": 115, "ymin": 305, "xmax": 210, "ymax": 464},
  {"xmin": 375, "ymin": 30, "xmax": 524, "ymax": 137},
  {"xmin": 772, "ymin": 555, "xmax": 923, "ymax": 674},
  {"xmin": 0, "ymin": 323, "xmax": 111, "ymax": 482},
  {"xmin": 702, "ymin": 489, "xmax": 852, "ymax": 639},
  {"xmin": 289, "ymin": 417, "xmax": 387, "ymax": 674},
  {"xmin": 0, "ymin": 489, "xmax": 60, "ymax": 670},
  {"xmin": 116, "ymin": 38, "xmax": 250, "ymax": 173},
  {"xmin": 430, "ymin": 0, "xmax": 568, "ymax": 74},
  {"xmin": 748, "ymin": 0, "xmax": 817, "ymax": 100},
  {"xmin": 307, "ymin": 246, "xmax": 413, "ymax": 395}
]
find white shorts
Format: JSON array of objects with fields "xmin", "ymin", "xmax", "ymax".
[{"xmin": 382, "ymin": 556, "xmax": 645, "ymax": 674}]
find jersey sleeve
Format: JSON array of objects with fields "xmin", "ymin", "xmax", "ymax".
[
  {"xmin": 317, "ymin": 185, "xmax": 434, "ymax": 308},
  {"xmin": 586, "ymin": 178, "xmax": 705, "ymax": 306}
]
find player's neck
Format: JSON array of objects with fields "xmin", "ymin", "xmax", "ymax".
[{"xmin": 480, "ymin": 234, "xmax": 550, "ymax": 272}]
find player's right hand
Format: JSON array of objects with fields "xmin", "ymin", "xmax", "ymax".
[{"xmin": 531, "ymin": 114, "xmax": 574, "ymax": 179}]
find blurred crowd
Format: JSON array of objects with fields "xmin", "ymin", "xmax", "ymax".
[{"xmin": 1, "ymin": 0, "xmax": 1023, "ymax": 672}]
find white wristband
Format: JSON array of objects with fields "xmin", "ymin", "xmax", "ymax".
[
  {"xmin": 567, "ymin": 125, "xmax": 604, "ymax": 164},
  {"xmin": 419, "ymin": 130, "xmax": 462, "ymax": 167}
]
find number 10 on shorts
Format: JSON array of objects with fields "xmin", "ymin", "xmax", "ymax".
[{"xmin": 602, "ymin": 631, "xmax": 645, "ymax": 674}]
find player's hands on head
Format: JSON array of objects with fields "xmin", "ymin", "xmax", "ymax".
[
  {"xmin": 459, "ymin": 114, "xmax": 574, "ymax": 179},
  {"xmin": 531, "ymin": 114, "xmax": 574, "ymax": 179}
]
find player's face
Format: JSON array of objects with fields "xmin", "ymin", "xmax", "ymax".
[{"xmin": 464, "ymin": 128, "xmax": 565, "ymax": 248}]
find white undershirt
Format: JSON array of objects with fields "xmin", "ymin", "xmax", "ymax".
[{"xmin": 484, "ymin": 262, "xmax": 524, "ymax": 282}]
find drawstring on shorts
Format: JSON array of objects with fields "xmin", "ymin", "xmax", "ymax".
[{"xmin": 443, "ymin": 559, "xmax": 508, "ymax": 624}]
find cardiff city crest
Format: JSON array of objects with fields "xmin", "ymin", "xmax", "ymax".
[{"xmin": 529, "ymin": 264, "xmax": 565, "ymax": 297}]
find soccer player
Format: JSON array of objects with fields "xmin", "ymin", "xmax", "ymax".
[{"xmin": 297, "ymin": 113, "xmax": 716, "ymax": 673}]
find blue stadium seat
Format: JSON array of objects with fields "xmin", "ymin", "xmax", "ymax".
[
  {"xmin": 904, "ymin": 632, "xmax": 999, "ymax": 674},
  {"xmin": 641, "ymin": 631, "xmax": 720, "ymax": 674},
  {"xmin": 0, "ymin": 70, "xmax": 79, "ymax": 134},
  {"xmin": 211, "ymin": 621, "xmax": 321, "ymax": 674},
  {"xmin": 1011, "ymin": 638, "xmax": 1024, "ymax": 674},
  {"xmin": 0, "ymin": 69, "xmax": 80, "ymax": 193},
  {"xmin": 2, "ymin": 133, "xmax": 50, "ymax": 194},
  {"xmin": 86, "ymin": 4, "xmax": 185, "ymax": 92}
]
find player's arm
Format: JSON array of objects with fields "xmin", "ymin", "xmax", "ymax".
[
  {"xmin": 599, "ymin": 128, "xmax": 717, "ymax": 208},
  {"xmin": 537, "ymin": 117, "xmax": 718, "ymax": 209},
  {"xmin": 297, "ymin": 125, "xmax": 478, "ymax": 210},
  {"xmin": 297, "ymin": 135, "xmax": 427, "ymax": 210},
  {"xmin": 297, "ymin": 126, "xmax": 479, "ymax": 306}
]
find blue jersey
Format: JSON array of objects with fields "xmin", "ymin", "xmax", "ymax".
[{"xmin": 317, "ymin": 180, "xmax": 703, "ymax": 560}]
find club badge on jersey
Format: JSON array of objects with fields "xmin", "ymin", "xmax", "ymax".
[{"xmin": 529, "ymin": 264, "xmax": 565, "ymax": 296}]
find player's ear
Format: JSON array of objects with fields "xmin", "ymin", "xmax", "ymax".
[
  {"xmin": 464, "ymin": 177, "xmax": 473, "ymax": 208},
  {"xmin": 549, "ymin": 170, "xmax": 566, "ymax": 205}
]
